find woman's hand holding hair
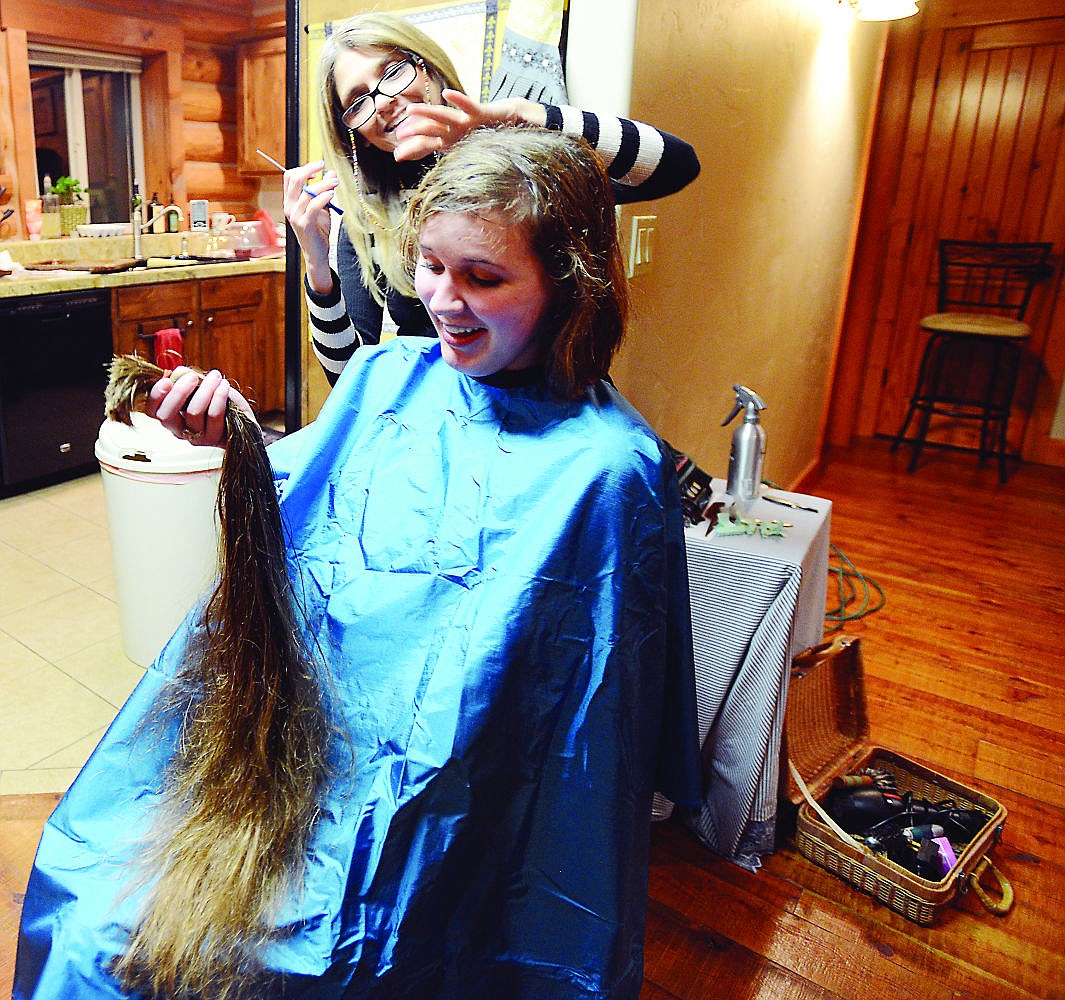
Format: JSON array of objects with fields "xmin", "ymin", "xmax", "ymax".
[
  {"xmin": 282, "ymin": 160, "xmax": 339, "ymax": 295},
  {"xmin": 146, "ymin": 367, "xmax": 257, "ymax": 447},
  {"xmin": 393, "ymin": 90, "xmax": 548, "ymax": 161}
]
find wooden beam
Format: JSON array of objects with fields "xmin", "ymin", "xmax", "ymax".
[
  {"xmin": 141, "ymin": 48, "xmax": 187, "ymax": 213},
  {"xmin": 183, "ymin": 46, "xmax": 238, "ymax": 88},
  {"xmin": 827, "ymin": 15, "xmax": 925, "ymax": 447},
  {"xmin": 182, "ymin": 81, "xmax": 236, "ymax": 125},
  {"xmin": 0, "ymin": 0, "xmax": 183, "ymax": 55},
  {"xmin": 184, "ymin": 159, "xmax": 258, "ymax": 202},
  {"xmin": 923, "ymin": 0, "xmax": 1065, "ymax": 31},
  {"xmin": 0, "ymin": 26, "xmax": 35, "ymax": 238},
  {"xmin": 973, "ymin": 18, "xmax": 1065, "ymax": 51},
  {"xmin": 184, "ymin": 120, "xmax": 236, "ymax": 163}
]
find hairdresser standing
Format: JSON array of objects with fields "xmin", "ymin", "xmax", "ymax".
[{"xmin": 285, "ymin": 12, "xmax": 700, "ymax": 385}]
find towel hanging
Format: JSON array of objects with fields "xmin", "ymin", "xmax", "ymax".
[{"xmin": 151, "ymin": 327, "xmax": 184, "ymax": 369}]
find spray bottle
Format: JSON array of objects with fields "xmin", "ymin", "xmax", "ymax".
[{"xmin": 721, "ymin": 384, "xmax": 767, "ymax": 515}]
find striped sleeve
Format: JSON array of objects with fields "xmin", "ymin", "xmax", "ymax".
[
  {"xmin": 543, "ymin": 104, "xmax": 699, "ymax": 203},
  {"xmin": 306, "ymin": 272, "xmax": 362, "ymax": 386}
]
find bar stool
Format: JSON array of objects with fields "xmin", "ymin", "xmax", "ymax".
[{"xmin": 891, "ymin": 240, "xmax": 1054, "ymax": 482}]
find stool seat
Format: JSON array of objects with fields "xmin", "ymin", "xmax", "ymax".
[{"xmin": 919, "ymin": 312, "xmax": 1031, "ymax": 339}]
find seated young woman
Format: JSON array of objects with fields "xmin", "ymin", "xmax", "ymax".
[{"xmin": 14, "ymin": 127, "xmax": 700, "ymax": 1000}]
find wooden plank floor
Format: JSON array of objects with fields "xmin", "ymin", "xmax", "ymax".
[
  {"xmin": 2, "ymin": 441, "xmax": 1063, "ymax": 997},
  {"xmin": 644, "ymin": 441, "xmax": 1065, "ymax": 999},
  {"xmin": 1, "ymin": 794, "xmax": 59, "ymax": 997}
]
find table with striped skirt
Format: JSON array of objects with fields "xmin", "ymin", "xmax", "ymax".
[{"xmin": 658, "ymin": 483, "xmax": 831, "ymax": 871}]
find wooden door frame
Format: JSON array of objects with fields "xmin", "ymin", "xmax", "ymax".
[
  {"xmin": 0, "ymin": 0, "xmax": 185, "ymax": 227},
  {"xmin": 826, "ymin": 13, "xmax": 923, "ymax": 450}
]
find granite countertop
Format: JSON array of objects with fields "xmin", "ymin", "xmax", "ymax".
[{"xmin": 0, "ymin": 233, "xmax": 286, "ymax": 299}]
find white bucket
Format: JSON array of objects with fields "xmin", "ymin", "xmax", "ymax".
[{"xmin": 95, "ymin": 413, "xmax": 225, "ymax": 667}]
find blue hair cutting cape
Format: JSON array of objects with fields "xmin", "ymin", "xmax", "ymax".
[{"xmin": 15, "ymin": 339, "xmax": 700, "ymax": 999}]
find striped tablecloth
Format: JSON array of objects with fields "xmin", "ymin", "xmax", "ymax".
[{"xmin": 666, "ymin": 484, "xmax": 831, "ymax": 870}]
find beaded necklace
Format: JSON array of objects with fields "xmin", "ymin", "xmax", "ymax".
[{"xmin": 348, "ymin": 140, "xmax": 402, "ymax": 234}]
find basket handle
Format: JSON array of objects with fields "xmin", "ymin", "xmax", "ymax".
[{"xmin": 970, "ymin": 857, "xmax": 1014, "ymax": 916}]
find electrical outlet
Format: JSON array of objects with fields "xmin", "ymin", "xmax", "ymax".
[{"xmin": 628, "ymin": 214, "xmax": 656, "ymax": 277}]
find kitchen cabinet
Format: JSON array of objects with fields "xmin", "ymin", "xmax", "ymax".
[
  {"xmin": 113, "ymin": 282, "xmax": 197, "ymax": 363},
  {"xmin": 237, "ymin": 35, "xmax": 286, "ymax": 174},
  {"xmin": 199, "ymin": 272, "xmax": 284, "ymax": 412},
  {"xmin": 112, "ymin": 271, "xmax": 284, "ymax": 413}
]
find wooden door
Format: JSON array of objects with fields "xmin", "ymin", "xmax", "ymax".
[
  {"xmin": 831, "ymin": 4, "xmax": 1065, "ymax": 466},
  {"xmin": 236, "ymin": 35, "xmax": 286, "ymax": 175}
]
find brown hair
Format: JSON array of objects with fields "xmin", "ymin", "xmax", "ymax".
[
  {"xmin": 402, "ymin": 127, "xmax": 629, "ymax": 397},
  {"xmin": 103, "ymin": 356, "xmax": 333, "ymax": 1000}
]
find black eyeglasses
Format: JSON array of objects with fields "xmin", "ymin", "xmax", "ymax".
[{"xmin": 341, "ymin": 57, "xmax": 420, "ymax": 130}]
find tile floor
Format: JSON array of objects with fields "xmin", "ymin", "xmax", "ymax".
[{"xmin": 0, "ymin": 471, "xmax": 143, "ymax": 796}]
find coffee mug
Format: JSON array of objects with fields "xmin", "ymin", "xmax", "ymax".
[{"xmin": 210, "ymin": 212, "xmax": 236, "ymax": 232}]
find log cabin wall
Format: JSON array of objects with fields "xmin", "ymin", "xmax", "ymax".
[
  {"xmin": 182, "ymin": 43, "xmax": 259, "ymax": 219},
  {"xmin": 0, "ymin": 0, "xmax": 273, "ymax": 239},
  {"xmin": 827, "ymin": 0, "xmax": 1065, "ymax": 468}
]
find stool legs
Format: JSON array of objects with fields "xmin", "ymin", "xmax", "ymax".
[
  {"xmin": 891, "ymin": 332, "xmax": 1023, "ymax": 483},
  {"xmin": 891, "ymin": 333, "xmax": 942, "ymax": 474},
  {"xmin": 991, "ymin": 340, "xmax": 1022, "ymax": 483}
]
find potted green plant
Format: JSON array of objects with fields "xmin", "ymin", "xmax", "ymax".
[
  {"xmin": 53, "ymin": 176, "xmax": 89, "ymax": 234},
  {"xmin": 53, "ymin": 176, "xmax": 85, "ymax": 203}
]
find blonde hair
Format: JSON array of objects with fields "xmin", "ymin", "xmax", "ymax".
[
  {"xmin": 317, "ymin": 13, "xmax": 465, "ymax": 303},
  {"xmin": 403, "ymin": 128, "xmax": 629, "ymax": 397}
]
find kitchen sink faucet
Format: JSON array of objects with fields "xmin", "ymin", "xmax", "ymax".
[{"xmin": 132, "ymin": 205, "xmax": 185, "ymax": 259}]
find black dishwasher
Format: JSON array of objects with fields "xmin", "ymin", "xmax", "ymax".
[{"xmin": 0, "ymin": 288, "xmax": 113, "ymax": 495}]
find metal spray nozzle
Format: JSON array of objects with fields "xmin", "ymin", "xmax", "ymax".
[{"xmin": 722, "ymin": 384, "xmax": 768, "ymax": 426}]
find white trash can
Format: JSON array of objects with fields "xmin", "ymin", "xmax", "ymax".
[{"xmin": 95, "ymin": 412, "xmax": 225, "ymax": 667}]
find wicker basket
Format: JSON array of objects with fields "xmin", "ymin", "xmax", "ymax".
[
  {"xmin": 785, "ymin": 636, "xmax": 1009, "ymax": 925},
  {"xmin": 59, "ymin": 202, "xmax": 89, "ymax": 236}
]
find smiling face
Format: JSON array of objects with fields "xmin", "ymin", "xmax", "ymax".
[
  {"xmin": 335, "ymin": 46, "xmax": 438, "ymax": 153},
  {"xmin": 414, "ymin": 211, "xmax": 555, "ymax": 378}
]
